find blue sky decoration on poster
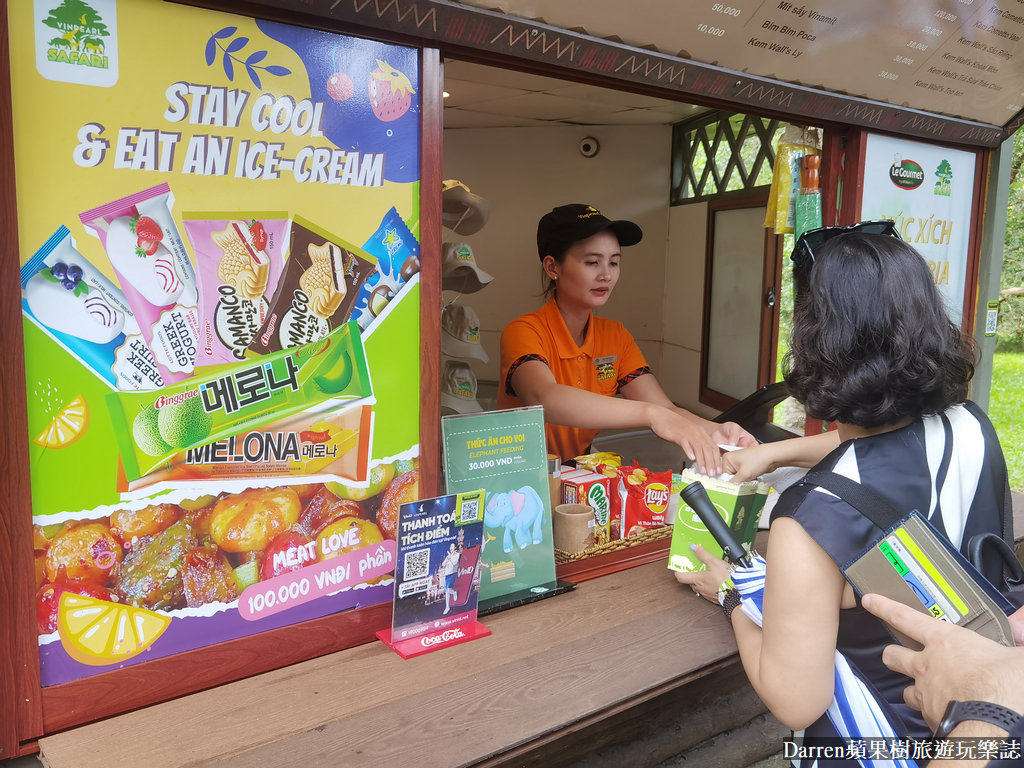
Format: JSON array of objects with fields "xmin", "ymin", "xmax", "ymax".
[{"xmin": 256, "ymin": 20, "xmax": 420, "ymax": 184}]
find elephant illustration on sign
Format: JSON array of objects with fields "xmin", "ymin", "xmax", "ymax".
[{"xmin": 484, "ymin": 485, "xmax": 546, "ymax": 553}]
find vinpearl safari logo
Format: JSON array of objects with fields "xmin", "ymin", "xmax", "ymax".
[
  {"xmin": 35, "ymin": 0, "xmax": 118, "ymax": 87},
  {"xmin": 889, "ymin": 157, "xmax": 925, "ymax": 190}
]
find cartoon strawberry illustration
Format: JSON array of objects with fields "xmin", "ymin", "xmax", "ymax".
[
  {"xmin": 368, "ymin": 59, "xmax": 415, "ymax": 122},
  {"xmin": 249, "ymin": 220, "xmax": 268, "ymax": 251},
  {"xmin": 131, "ymin": 215, "xmax": 163, "ymax": 258}
]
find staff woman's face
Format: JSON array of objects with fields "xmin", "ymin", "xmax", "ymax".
[{"xmin": 543, "ymin": 229, "xmax": 621, "ymax": 310}]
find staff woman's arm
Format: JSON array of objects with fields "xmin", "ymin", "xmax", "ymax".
[{"xmin": 510, "ymin": 360, "xmax": 730, "ymax": 474}]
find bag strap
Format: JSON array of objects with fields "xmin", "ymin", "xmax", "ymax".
[{"xmin": 800, "ymin": 469, "xmax": 906, "ymax": 531}]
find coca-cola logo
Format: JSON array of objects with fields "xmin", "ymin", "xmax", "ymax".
[{"xmin": 421, "ymin": 628, "xmax": 466, "ymax": 646}]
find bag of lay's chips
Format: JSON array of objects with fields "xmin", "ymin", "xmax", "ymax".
[{"xmin": 615, "ymin": 462, "xmax": 673, "ymax": 539}]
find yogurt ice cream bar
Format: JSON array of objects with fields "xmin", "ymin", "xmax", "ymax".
[
  {"xmin": 21, "ymin": 226, "xmax": 163, "ymax": 390},
  {"xmin": 80, "ymin": 183, "xmax": 200, "ymax": 384}
]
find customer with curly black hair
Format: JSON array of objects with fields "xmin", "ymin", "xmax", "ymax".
[{"xmin": 676, "ymin": 231, "xmax": 1013, "ymax": 767}]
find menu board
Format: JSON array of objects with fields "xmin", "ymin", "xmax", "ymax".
[
  {"xmin": 457, "ymin": 0, "xmax": 1024, "ymax": 126},
  {"xmin": 12, "ymin": 0, "xmax": 422, "ymax": 686}
]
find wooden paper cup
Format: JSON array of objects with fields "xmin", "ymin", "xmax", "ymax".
[{"xmin": 553, "ymin": 504, "xmax": 596, "ymax": 554}]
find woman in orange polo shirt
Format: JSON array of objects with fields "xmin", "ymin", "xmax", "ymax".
[{"xmin": 498, "ymin": 203, "xmax": 754, "ymax": 474}]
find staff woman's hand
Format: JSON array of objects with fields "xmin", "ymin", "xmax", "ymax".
[
  {"xmin": 673, "ymin": 543, "xmax": 734, "ymax": 605},
  {"xmin": 649, "ymin": 408, "xmax": 725, "ymax": 475},
  {"xmin": 709, "ymin": 421, "xmax": 757, "ymax": 450}
]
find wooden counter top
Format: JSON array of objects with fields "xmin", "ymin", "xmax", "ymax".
[{"xmin": 39, "ymin": 559, "xmax": 739, "ymax": 768}]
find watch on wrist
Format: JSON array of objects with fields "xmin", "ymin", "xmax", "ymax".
[{"xmin": 934, "ymin": 699, "xmax": 1023, "ymax": 739}]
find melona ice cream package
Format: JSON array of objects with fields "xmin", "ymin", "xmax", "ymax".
[
  {"xmin": 108, "ymin": 321, "xmax": 373, "ymax": 481},
  {"xmin": 352, "ymin": 206, "xmax": 420, "ymax": 330},
  {"xmin": 247, "ymin": 216, "xmax": 376, "ymax": 356},
  {"xmin": 21, "ymin": 226, "xmax": 164, "ymax": 391},
  {"xmin": 119, "ymin": 401, "xmax": 373, "ymax": 499},
  {"xmin": 182, "ymin": 213, "xmax": 290, "ymax": 367},
  {"xmin": 79, "ymin": 183, "xmax": 200, "ymax": 385}
]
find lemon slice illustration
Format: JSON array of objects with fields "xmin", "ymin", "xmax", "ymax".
[
  {"xmin": 58, "ymin": 592, "xmax": 171, "ymax": 666},
  {"xmin": 34, "ymin": 394, "xmax": 89, "ymax": 449}
]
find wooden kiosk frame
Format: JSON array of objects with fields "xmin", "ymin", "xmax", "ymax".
[{"xmin": 0, "ymin": 0, "xmax": 1008, "ymax": 758}]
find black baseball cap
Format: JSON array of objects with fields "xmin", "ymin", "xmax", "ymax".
[{"xmin": 536, "ymin": 204, "xmax": 643, "ymax": 260}]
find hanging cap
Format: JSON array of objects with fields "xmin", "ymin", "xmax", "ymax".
[
  {"xmin": 537, "ymin": 203, "xmax": 642, "ymax": 260},
  {"xmin": 441, "ymin": 303, "xmax": 489, "ymax": 363},
  {"xmin": 442, "ymin": 241, "xmax": 493, "ymax": 293},
  {"xmin": 440, "ymin": 359, "xmax": 483, "ymax": 413},
  {"xmin": 442, "ymin": 180, "xmax": 490, "ymax": 235}
]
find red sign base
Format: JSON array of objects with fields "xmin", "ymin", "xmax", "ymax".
[{"xmin": 376, "ymin": 620, "xmax": 491, "ymax": 659}]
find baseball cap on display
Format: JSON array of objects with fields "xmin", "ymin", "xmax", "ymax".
[
  {"xmin": 442, "ymin": 180, "xmax": 490, "ymax": 235},
  {"xmin": 440, "ymin": 359, "xmax": 483, "ymax": 414},
  {"xmin": 536, "ymin": 203, "xmax": 643, "ymax": 260},
  {"xmin": 441, "ymin": 302, "xmax": 489, "ymax": 363},
  {"xmin": 441, "ymin": 241, "xmax": 493, "ymax": 293}
]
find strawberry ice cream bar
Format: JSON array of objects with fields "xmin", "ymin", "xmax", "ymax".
[
  {"xmin": 21, "ymin": 227, "xmax": 164, "ymax": 391},
  {"xmin": 80, "ymin": 183, "xmax": 200, "ymax": 384},
  {"xmin": 182, "ymin": 213, "xmax": 290, "ymax": 367}
]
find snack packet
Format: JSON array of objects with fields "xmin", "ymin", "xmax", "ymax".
[
  {"xmin": 575, "ymin": 452, "xmax": 621, "ymax": 473},
  {"xmin": 615, "ymin": 462, "xmax": 673, "ymax": 539},
  {"xmin": 248, "ymin": 216, "xmax": 376, "ymax": 355},
  {"xmin": 79, "ymin": 183, "xmax": 200, "ymax": 384},
  {"xmin": 21, "ymin": 226, "xmax": 163, "ymax": 390},
  {"xmin": 108, "ymin": 321, "xmax": 373, "ymax": 480},
  {"xmin": 120, "ymin": 401, "xmax": 372, "ymax": 498},
  {"xmin": 351, "ymin": 206, "xmax": 420, "ymax": 330},
  {"xmin": 182, "ymin": 213, "xmax": 290, "ymax": 366}
]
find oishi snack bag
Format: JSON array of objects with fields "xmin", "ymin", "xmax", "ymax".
[
  {"xmin": 21, "ymin": 226, "xmax": 164, "ymax": 390},
  {"xmin": 79, "ymin": 183, "xmax": 200, "ymax": 384},
  {"xmin": 560, "ymin": 468, "xmax": 613, "ymax": 545},
  {"xmin": 108, "ymin": 321, "xmax": 373, "ymax": 481},
  {"xmin": 615, "ymin": 463, "xmax": 673, "ymax": 539},
  {"xmin": 121, "ymin": 401, "xmax": 373, "ymax": 498},
  {"xmin": 182, "ymin": 213, "xmax": 290, "ymax": 366},
  {"xmin": 248, "ymin": 216, "xmax": 375, "ymax": 355},
  {"xmin": 351, "ymin": 206, "xmax": 420, "ymax": 330}
]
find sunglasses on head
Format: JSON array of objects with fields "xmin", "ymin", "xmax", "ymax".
[{"xmin": 791, "ymin": 219, "xmax": 902, "ymax": 277}]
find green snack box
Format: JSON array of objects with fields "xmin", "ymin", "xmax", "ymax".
[{"xmin": 667, "ymin": 470, "xmax": 769, "ymax": 573}]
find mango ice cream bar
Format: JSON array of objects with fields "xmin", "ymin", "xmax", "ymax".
[
  {"xmin": 109, "ymin": 321, "xmax": 373, "ymax": 481},
  {"xmin": 21, "ymin": 226, "xmax": 164, "ymax": 390},
  {"xmin": 80, "ymin": 183, "xmax": 200, "ymax": 384}
]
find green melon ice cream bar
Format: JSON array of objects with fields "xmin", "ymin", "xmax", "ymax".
[{"xmin": 109, "ymin": 321, "xmax": 372, "ymax": 481}]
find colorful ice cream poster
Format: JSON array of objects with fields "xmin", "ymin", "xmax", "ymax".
[
  {"xmin": 390, "ymin": 491, "xmax": 485, "ymax": 641},
  {"xmin": 860, "ymin": 133, "xmax": 977, "ymax": 327},
  {"xmin": 441, "ymin": 407, "xmax": 557, "ymax": 606},
  {"xmin": 10, "ymin": 0, "xmax": 423, "ymax": 686}
]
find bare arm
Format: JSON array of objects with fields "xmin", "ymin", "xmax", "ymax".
[
  {"xmin": 512, "ymin": 362, "xmax": 740, "ymax": 474},
  {"xmin": 676, "ymin": 516, "xmax": 844, "ymax": 730},
  {"xmin": 724, "ymin": 430, "xmax": 841, "ymax": 483}
]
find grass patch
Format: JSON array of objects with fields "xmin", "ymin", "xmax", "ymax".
[{"xmin": 990, "ymin": 350, "xmax": 1024, "ymax": 492}]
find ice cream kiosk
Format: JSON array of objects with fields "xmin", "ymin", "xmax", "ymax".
[{"xmin": 0, "ymin": 0, "xmax": 1019, "ymax": 763}]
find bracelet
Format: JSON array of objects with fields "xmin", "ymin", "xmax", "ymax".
[{"xmin": 719, "ymin": 587, "xmax": 742, "ymax": 619}]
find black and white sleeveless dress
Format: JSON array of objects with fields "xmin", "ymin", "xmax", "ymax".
[{"xmin": 770, "ymin": 401, "xmax": 1011, "ymax": 763}]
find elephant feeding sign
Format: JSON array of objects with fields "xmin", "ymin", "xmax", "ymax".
[{"xmin": 441, "ymin": 406, "xmax": 557, "ymax": 605}]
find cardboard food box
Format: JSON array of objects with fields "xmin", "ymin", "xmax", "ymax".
[
  {"xmin": 560, "ymin": 469, "xmax": 613, "ymax": 545},
  {"xmin": 667, "ymin": 470, "xmax": 769, "ymax": 573}
]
